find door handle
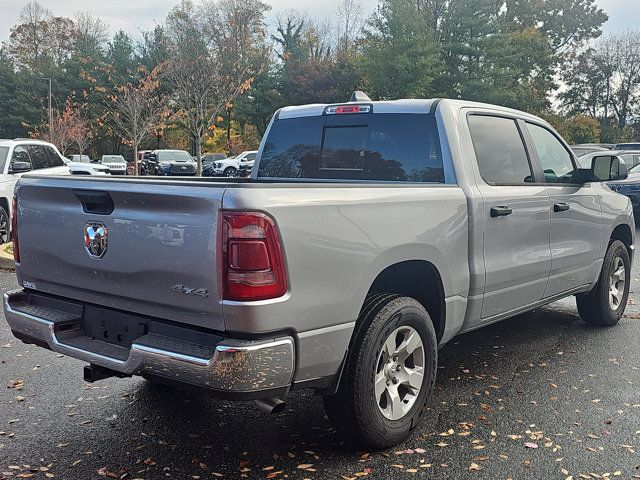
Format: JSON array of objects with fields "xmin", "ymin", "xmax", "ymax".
[
  {"xmin": 553, "ymin": 202, "xmax": 570, "ymax": 213},
  {"xmin": 490, "ymin": 206, "xmax": 513, "ymax": 217}
]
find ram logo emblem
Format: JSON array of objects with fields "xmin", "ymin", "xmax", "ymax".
[{"xmin": 84, "ymin": 222, "xmax": 108, "ymax": 259}]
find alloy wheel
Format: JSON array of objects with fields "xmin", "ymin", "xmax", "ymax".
[
  {"xmin": 374, "ymin": 326, "xmax": 425, "ymax": 421},
  {"xmin": 609, "ymin": 256, "xmax": 626, "ymax": 310}
]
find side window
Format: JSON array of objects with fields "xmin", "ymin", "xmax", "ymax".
[
  {"xmin": 246, "ymin": 152, "xmax": 257, "ymax": 161},
  {"xmin": 11, "ymin": 146, "xmax": 31, "ymax": 169},
  {"xmin": 468, "ymin": 115, "xmax": 533, "ymax": 185},
  {"xmin": 44, "ymin": 146, "xmax": 65, "ymax": 167},
  {"xmin": 26, "ymin": 145, "xmax": 49, "ymax": 170},
  {"xmin": 527, "ymin": 123, "xmax": 576, "ymax": 184}
]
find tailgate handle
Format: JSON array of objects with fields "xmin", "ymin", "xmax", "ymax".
[{"xmin": 74, "ymin": 190, "xmax": 114, "ymax": 215}]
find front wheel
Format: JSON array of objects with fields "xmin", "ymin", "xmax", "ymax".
[
  {"xmin": 0, "ymin": 205, "xmax": 10, "ymax": 244},
  {"xmin": 323, "ymin": 294, "xmax": 437, "ymax": 449},
  {"xmin": 224, "ymin": 167, "xmax": 238, "ymax": 177},
  {"xmin": 576, "ymin": 239, "xmax": 630, "ymax": 326}
]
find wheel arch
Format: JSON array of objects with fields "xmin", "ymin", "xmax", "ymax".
[
  {"xmin": 610, "ymin": 222, "xmax": 633, "ymax": 256},
  {"xmin": 365, "ymin": 260, "xmax": 446, "ymax": 342}
]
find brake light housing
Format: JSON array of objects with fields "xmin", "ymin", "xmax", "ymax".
[
  {"xmin": 325, "ymin": 104, "xmax": 372, "ymax": 115},
  {"xmin": 11, "ymin": 195, "xmax": 19, "ymax": 263},
  {"xmin": 221, "ymin": 211, "xmax": 287, "ymax": 301}
]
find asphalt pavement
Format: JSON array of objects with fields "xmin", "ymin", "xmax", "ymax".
[{"xmin": 1, "ymin": 251, "xmax": 640, "ymax": 479}]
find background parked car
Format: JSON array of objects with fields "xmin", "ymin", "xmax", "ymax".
[
  {"xmin": 67, "ymin": 163, "xmax": 109, "ymax": 176},
  {"xmin": 579, "ymin": 150, "xmax": 640, "ymax": 169},
  {"xmin": 150, "ymin": 149, "xmax": 197, "ymax": 176},
  {"xmin": 211, "ymin": 150, "xmax": 257, "ymax": 177},
  {"xmin": 0, "ymin": 139, "xmax": 108, "ymax": 243},
  {"xmin": 578, "ymin": 150, "xmax": 640, "ymax": 213},
  {"xmin": 127, "ymin": 150, "xmax": 154, "ymax": 175},
  {"xmin": 608, "ymin": 162, "xmax": 640, "ymax": 213},
  {"xmin": 570, "ymin": 144, "xmax": 610, "ymax": 157},
  {"xmin": 203, "ymin": 153, "xmax": 227, "ymax": 163},
  {"xmin": 238, "ymin": 163, "xmax": 252, "ymax": 178},
  {"xmin": 67, "ymin": 154, "xmax": 93, "ymax": 162},
  {"xmin": 614, "ymin": 143, "xmax": 640, "ymax": 150},
  {"xmin": 202, "ymin": 153, "xmax": 227, "ymax": 177},
  {"xmin": 99, "ymin": 155, "xmax": 127, "ymax": 175}
]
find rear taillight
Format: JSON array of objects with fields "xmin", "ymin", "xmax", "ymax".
[
  {"xmin": 11, "ymin": 195, "xmax": 19, "ymax": 263},
  {"xmin": 221, "ymin": 211, "xmax": 287, "ymax": 301}
]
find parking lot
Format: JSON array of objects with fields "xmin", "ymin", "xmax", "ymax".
[{"xmin": 1, "ymin": 252, "xmax": 640, "ymax": 480}]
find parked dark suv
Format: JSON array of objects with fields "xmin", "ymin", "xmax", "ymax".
[{"xmin": 149, "ymin": 150, "xmax": 197, "ymax": 176}]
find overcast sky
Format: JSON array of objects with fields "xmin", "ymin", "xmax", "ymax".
[{"xmin": 0, "ymin": 0, "xmax": 638, "ymax": 43}]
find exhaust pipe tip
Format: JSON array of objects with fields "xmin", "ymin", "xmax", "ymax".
[{"xmin": 254, "ymin": 397, "xmax": 286, "ymax": 414}]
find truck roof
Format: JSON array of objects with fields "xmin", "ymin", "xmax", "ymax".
[{"xmin": 277, "ymin": 98, "xmax": 546, "ymax": 125}]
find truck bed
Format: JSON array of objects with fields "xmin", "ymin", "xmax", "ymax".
[{"xmin": 13, "ymin": 174, "xmax": 470, "ymax": 370}]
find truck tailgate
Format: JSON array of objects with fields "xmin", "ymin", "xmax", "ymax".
[{"xmin": 15, "ymin": 176, "xmax": 226, "ymax": 331}]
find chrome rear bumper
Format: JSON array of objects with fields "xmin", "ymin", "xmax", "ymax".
[{"xmin": 4, "ymin": 290, "xmax": 294, "ymax": 397}]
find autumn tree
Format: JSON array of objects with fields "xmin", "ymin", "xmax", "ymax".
[
  {"xmin": 337, "ymin": 0, "xmax": 363, "ymax": 55},
  {"xmin": 69, "ymin": 114, "xmax": 93, "ymax": 157},
  {"xmin": 567, "ymin": 115, "xmax": 601, "ymax": 144},
  {"xmin": 5, "ymin": 1, "xmax": 51, "ymax": 71},
  {"xmin": 4, "ymin": 2, "xmax": 70, "ymax": 72},
  {"xmin": 72, "ymin": 12, "xmax": 108, "ymax": 60},
  {"xmin": 561, "ymin": 31, "xmax": 640, "ymax": 131},
  {"xmin": 89, "ymin": 65, "xmax": 165, "ymax": 174},
  {"xmin": 165, "ymin": 0, "xmax": 267, "ymax": 174}
]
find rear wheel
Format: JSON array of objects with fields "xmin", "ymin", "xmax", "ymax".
[
  {"xmin": 323, "ymin": 294, "xmax": 437, "ymax": 449},
  {"xmin": 576, "ymin": 239, "xmax": 630, "ymax": 326},
  {"xmin": 224, "ymin": 167, "xmax": 238, "ymax": 177}
]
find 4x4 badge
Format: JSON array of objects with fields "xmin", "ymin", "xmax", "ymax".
[{"xmin": 171, "ymin": 284, "xmax": 209, "ymax": 297}]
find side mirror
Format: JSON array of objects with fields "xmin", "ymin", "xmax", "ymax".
[
  {"xmin": 147, "ymin": 154, "xmax": 157, "ymax": 162},
  {"xmin": 9, "ymin": 161, "xmax": 32, "ymax": 174},
  {"xmin": 591, "ymin": 155, "xmax": 628, "ymax": 182}
]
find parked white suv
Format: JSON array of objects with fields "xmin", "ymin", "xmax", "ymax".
[
  {"xmin": 212, "ymin": 150, "xmax": 257, "ymax": 177},
  {"xmin": 99, "ymin": 155, "xmax": 127, "ymax": 175},
  {"xmin": 0, "ymin": 139, "xmax": 108, "ymax": 243}
]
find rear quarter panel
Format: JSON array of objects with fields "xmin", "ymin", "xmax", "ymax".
[{"xmin": 221, "ymin": 184, "xmax": 469, "ymax": 381}]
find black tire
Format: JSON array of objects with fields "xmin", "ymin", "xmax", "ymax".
[
  {"xmin": 224, "ymin": 167, "xmax": 237, "ymax": 177},
  {"xmin": 0, "ymin": 205, "xmax": 10, "ymax": 244},
  {"xmin": 576, "ymin": 239, "xmax": 630, "ymax": 326},
  {"xmin": 323, "ymin": 294, "xmax": 438, "ymax": 449}
]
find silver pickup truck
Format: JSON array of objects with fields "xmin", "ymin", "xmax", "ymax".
[{"xmin": 4, "ymin": 95, "xmax": 635, "ymax": 448}]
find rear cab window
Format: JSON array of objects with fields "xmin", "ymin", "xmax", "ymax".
[
  {"xmin": 258, "ymin": 113, "xmax": 444, "ymax": 183},
  {"xmin": 468, "ymin": 115, "xmax": 534, "ymax": 185}
]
